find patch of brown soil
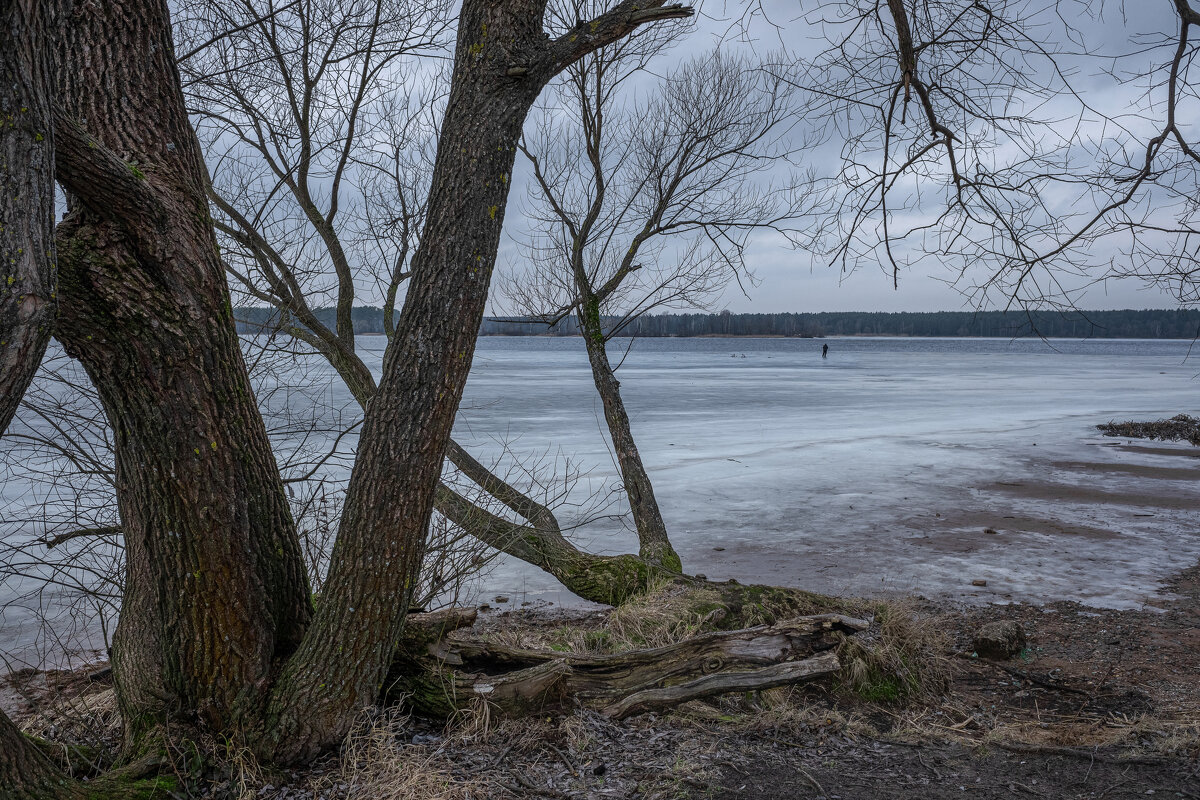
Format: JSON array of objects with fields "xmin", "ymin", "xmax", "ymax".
[{"xmin": 985, "ymin": 480, "xmax": 1197, "ymax": 511}]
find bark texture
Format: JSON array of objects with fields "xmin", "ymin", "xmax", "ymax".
[
  {"xmin": 0, "ymin": 0, "xmax": 56, "ymax": 436},
  {"xmin": 0, "ymin": 4, "xmax": 79, "ymax": 797},
  {"xmin": 4, "ymin": 0, "xmax": 693, "ymax": 776},
  {"xmin": 51, "ymin": 0, "xmax": 311, "ymax": 737},
  {"xmin": 259, "ymin": 0, "xmax": 552, "ymax": 762},
  {"xmin": 0, "ymin": 712, "xmax": 82, "ymax": 800}
]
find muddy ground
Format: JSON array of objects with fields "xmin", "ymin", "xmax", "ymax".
[{"xmin": 5, "ymin": 563, "xmax": 1198, "ymax": 800}]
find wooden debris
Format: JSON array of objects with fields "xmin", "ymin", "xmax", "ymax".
[{"xmin": 388, "ymin": 610, "xmax": 866, "ymax": 719}]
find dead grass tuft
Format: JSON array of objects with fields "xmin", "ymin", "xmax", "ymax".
[
  {"xmin": 330, "ymin": 709, "xmax": 488, "ymax": 800},
  {"xmin": 473, "ymin": 580, "xmax": 844, "ymax": 658},
  {"xmin": 605, "ymin": 579, "xmax": 718, "ymax": 649},
  {"xmin": 835, "ymin": 599, "xmax": 951, "ymax": 703},
  {"xmin": 20, "ymin": 685, "xmax": 120, "ymax": 752}
]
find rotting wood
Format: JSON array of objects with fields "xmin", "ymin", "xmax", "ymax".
[
  {"xmin": 386, "ymin": 609, "xmax": 866, "ymax": 718},
  {"xmin": 602, "ymin": 651, "xmax": 842, "ymax": 719}
]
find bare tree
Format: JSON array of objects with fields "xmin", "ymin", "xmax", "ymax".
[
  {"xmin": 780, "ymin": 0, "xmax": 1200, "ymax": 311},
  {"xmin": 177, "ymin": 0, "xmax": 690, "ymax": 604},
  {"xmin": 2, "ymin": 0, "xmax": 696, "ymax": 788},
  {"xmin": 504, "ymin": 40, "xmax": 805, "ymax": 569},
  {"xmin": 177, "ymin": 0, "xmax": 450, "ymax": 399}
]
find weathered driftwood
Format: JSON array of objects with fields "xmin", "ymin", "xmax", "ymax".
[
  {"xmin": 603, "ymin": 650, "xmax": 842, "ymax": 719},
  {"xmin": 385, "ymin": 609, "xmax": 866, "ymax": 718}
]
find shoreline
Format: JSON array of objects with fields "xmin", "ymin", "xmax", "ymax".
[
  {"xmin": 475, "ymin": 332, "xmax": 1200, "ymax": 340},
  {"xmin": 5, "ymin": 431, "xmax": 1198, "ymax": 673},
  {"xmin": 5, "ymin": 560, "xmax": 1198, "ymax": 798}
]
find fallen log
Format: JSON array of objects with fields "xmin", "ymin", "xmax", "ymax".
[
  {"xmin": 602, "ymin": 650, "xmax": 841, "ymax": 719},
  {"xmin": 386, "ymin": 609, "xmax": 866, "ymax": 718}
]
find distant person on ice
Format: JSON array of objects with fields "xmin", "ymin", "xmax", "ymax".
[{"xmin": 822, "ymin": 343, "xmax": 829, "ymax": 359}]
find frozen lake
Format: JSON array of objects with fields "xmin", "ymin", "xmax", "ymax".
[
  {"xmin": 2, "ymin": 335, "xmax": 1199, "ymax": 669},
  {"xmin": 453, "ymin": 336, "xmax": 1200, "ymax": 609}
]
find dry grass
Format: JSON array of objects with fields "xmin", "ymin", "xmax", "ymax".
[
  {"xmin": 327, "ymin": 710, "xmax": 488, "ymax": 800},
  {"xmin": 20, "ymin": 684, "xmax": 120, "ymax": 752},
  {"xmin": 981, "ymin": 714, "xmax": 1200, "ymax": 758},
  {"xmin": 835, "ymin": 599, "xmax": 952, "ymax": 703},
  {"xmin": 478, "ymin": 578, "xmax": 838, "ymax": 655},
  {"xmin": 604, "ymin": 578, "xmax": 722, "ymax": 649}
]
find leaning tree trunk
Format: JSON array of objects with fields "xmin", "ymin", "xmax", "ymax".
[
  {"xmin": 51, "ymin": 0, "xmax": 312, "ymax": 740},
  {"xmin": 0, "ymin": 2, "xmax": 81, "ymax": 797},
  {"xmin": 307, "ymin": 332, "xmax": 678, "ymax": 605},
  {"xmin": 258, "ymin": 0, "xmax": 551, "ymax": 763},
  {"xmin": 258, "ymin": 0, "xmax": 693, "ymax": 764},
  {"xmin": 577, "ymin": 306, "xmax": 681, "ymax": 571},
  {"xmin": 436, "ymin": 480, "xmax": 676, "ymax": 605}
]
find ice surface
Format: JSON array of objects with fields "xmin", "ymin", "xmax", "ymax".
[
  {"xmin": 2, "ymin": 335, "xmax": 1198, "ymax": 668},
  {"xmin": 448, "ymin": 337, "xmax": 1200, "ymax": 611}
]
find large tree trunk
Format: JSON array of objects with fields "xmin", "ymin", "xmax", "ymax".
[
  {"xmin": 259, "ymin": 0, "xmax": 694, "ymax": 763},
  {"xmin": 577, "ymin": 307, "xmax": 681, "ymax": 571},
  {"xmin": 258, "ymin": 0, "xmax": 551, "ymax": 763},
  {"xmin": 3, "ymin": 0, "xmax": 692, "ymax": 775},
  {"xmin": 0, "ymin": 0, "xmax": 56, "ymax": 436},
  {"xmin": 51, "ymin": 0, "xmax": 311, "ymax": 739},
  {"xmin": 0, "ymin": 3, "xmax": 81, "ymax": 796}
]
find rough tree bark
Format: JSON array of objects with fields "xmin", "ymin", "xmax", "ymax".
[
  {"xmin": 0, "ymin": 2, "xmax": 82, "ymax": 797},
  {"xmin": 51, "ymin": 0, "xmax": 312, "ymax": 740},
  {"xmin": 0, "ymin": 0, "xmax": 56, "ymax": 437},
  {"xmin": 258, "ymin": 0, "xmax": 693, "ymax": 764},
  {"xmin": 3, "ymin": 0, "xmax": 693, "ymax": 777},
  {"xmin": 0, "ymin": 710, "xmax": 82, "ymax": 800}
]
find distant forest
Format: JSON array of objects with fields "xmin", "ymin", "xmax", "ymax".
[{"xmin": 235, "ymin": 307, "xmax": 1200, "ymax": 339}]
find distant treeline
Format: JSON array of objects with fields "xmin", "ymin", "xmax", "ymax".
[{"xmin": 235, "ymin": 307, "xmax": 1200, "ymax": 339}]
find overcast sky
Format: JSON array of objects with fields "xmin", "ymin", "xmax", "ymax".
[
  {"xmin": 497, "ymin": 0, "xmax": 1195, "ymax": 314},
  {"xmin": 188, "ymin": 0, "xmax": 1197, "ymax": 315}
]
